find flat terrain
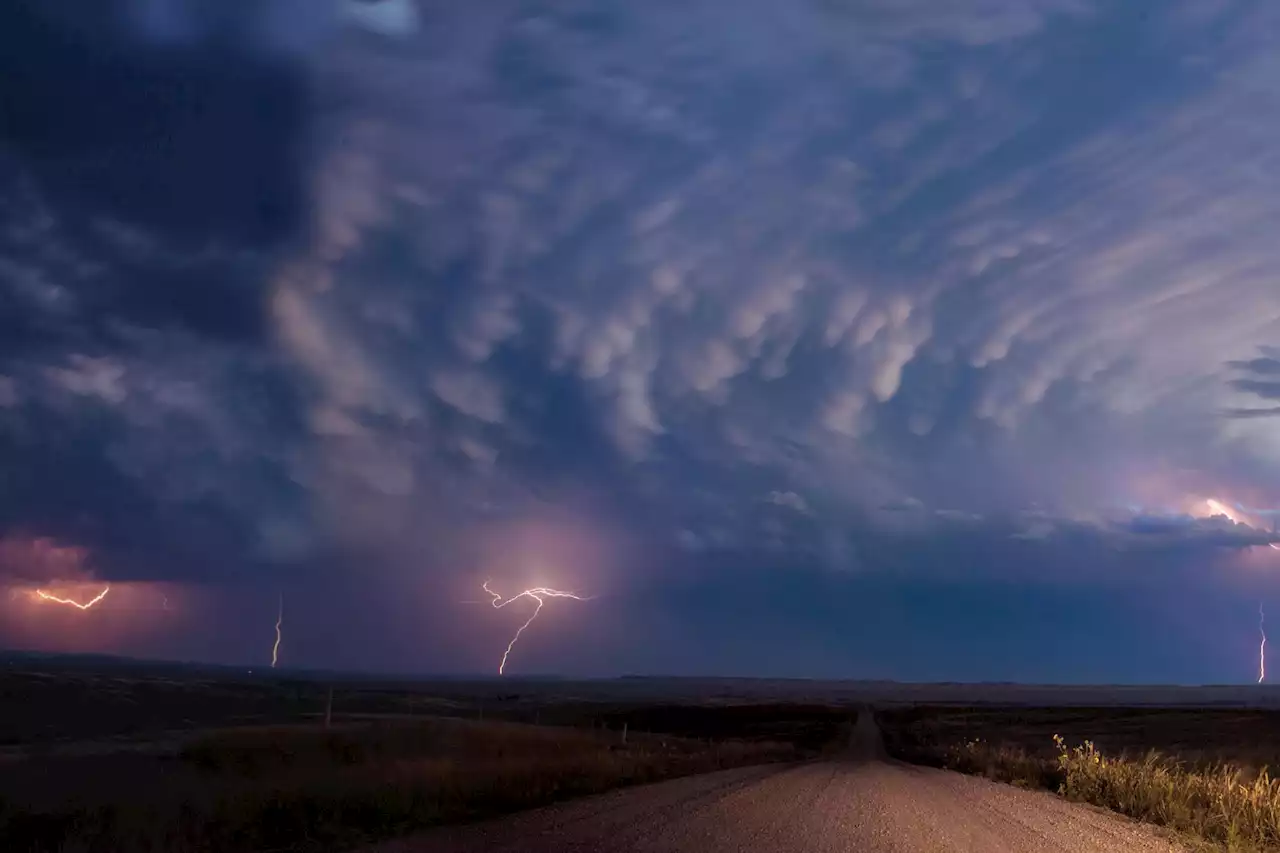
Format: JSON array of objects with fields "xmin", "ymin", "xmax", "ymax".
[
  {"xmin": 877, "ymin": 703, "xmax": 1280, "ymax": 775},
  {"xmin": 0, "ymin": 661, "xmax": 821, "ymax": 852},
  {"xmin": 5, "ymin": 656, "xmax": 1280, "ymax": 851},
  {"xmin": 875, "ymin": 704, "xmax": 1280, "ymax": 850},
  {"xmin": 370, "ymin": 715, "xmax": 1186, "ymax": 853}
]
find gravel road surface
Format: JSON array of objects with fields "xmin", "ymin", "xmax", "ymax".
[{"xmin": 365, "ymin": 713, "xmax": 1186, "ymax": 853}]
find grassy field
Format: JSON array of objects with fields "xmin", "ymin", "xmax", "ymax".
[
  {"xmin": 0, "ymin": 664, "xmax": 845, "ymax": 852},
  {"xmin": 876, "ymin": 705, "xmax": 1280, "ymax": 851},
  {"xmin": 2, "ymin": 717, "xmax": 801, "ymax": 852},
  {"xmin": 30, "ymin": 660, "xmax": 1280, "ymax": 850}
]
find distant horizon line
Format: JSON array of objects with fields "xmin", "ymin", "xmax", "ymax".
[{"xmin": 2, "ymin": 648, "xmax": 1277, "ymax": 690}]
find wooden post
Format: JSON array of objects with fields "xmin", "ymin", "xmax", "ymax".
[
  {"xmin": 621, "ymin": 722, "xmax": 628, "ymax": 745},
  {"xmin": 324, "ymin": 685, "xmax": 333, "ymax": 729}
]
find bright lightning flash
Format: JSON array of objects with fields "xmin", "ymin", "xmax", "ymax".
[
  {"xmin": 1205, "ymin": 498, "xmax": 1244, "ymax": 524},
  {"xmin": 483, "ymin": 580, "xmax": 588, "ymax": 675},
  {"xmin": 33, "ymin": 585, "xmax": 110, "ymax": 611},
  {"xmin": 271, "ymin": 593, "xmax": 283, "ymax": 669},
  {"xmin": 1204, "ymin": 498, "xmax": 1280, "ymax": 550},
  {"xmin": 1197, "ymin": 498, "xmax": 1279, "ymax": 683},
  {"xmin": 1260, "ymin": 602, "xmax": 1267, "ymax": 685}
]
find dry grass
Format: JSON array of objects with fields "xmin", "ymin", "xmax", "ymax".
[
  {"xmin": 934, "ymin": 737, "xmax": 1065, "ymax": 790},
  {"xmin": 0, "ymin": 666, "xmax": 850, "ymax": 852},
  {"xmin": 0, "ymin": 717, "xmax": 798, "ymax": 853},
  {"xmin": 879, "ymin": 706, "xmax": 1280, "ymax": 852},
  {"xmin": 1055, "ymin": 736, "xmax": 1280, "ymax": 852}
]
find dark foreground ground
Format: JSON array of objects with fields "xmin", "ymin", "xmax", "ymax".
[
  {"xmin": 2, "ymin": 659, "xmax": 1278, "ymax": 851},
  {"xmin": 0, "ymin": 662, "xmax": 847, "ymax": 851}
]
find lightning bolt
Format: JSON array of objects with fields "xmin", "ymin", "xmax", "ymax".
[
  {"xmin": 1197, "ymin": 498, "xmax": 1278, "ymax": 681},
  {"xmin": 33, "ymin": 585, "xmax": 110, "ymax": 610},
  {"xmin": 482, "ymin": 580, "xmax": 588, "ymax": 675},
  {"xmin": 1260, "ymin": 602, "xmax": 1267, "ymax": 684},
  {"xmin": 271, "ymin": 592, "xmax": 283, "ymax": 669}
]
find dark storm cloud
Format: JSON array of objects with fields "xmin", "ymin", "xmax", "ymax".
[
  {"xmin": 274, "ymin": 1, "xmax": 1280, "ymax": 577},
  {"xmin": 0, "ymin": 0, "xmax": 348, "ymax": 594},
  {"xmin": 1222, "ymin": 349, "xmax": 1280, "ymax": 419},
  {"xmin": 674, "ymin": 496, "xmax": 1279, "ymax": 585},
  {"xmin": 0, "ymin": 0, "xmax": 347, "ymax": 355},
  {"xmin": 1230, "ymin": 382, "xmax": 1280, "ymax": 402},
  {"xmin": 0, "ymin": 331, "xmax": 313, "ymax": 586},
  {"xmin": 1226, "ymin": 350, "xmax": 1280, "ymax": 414},
  {"xmin": 4, "ymin": 0, "xmax": 1280, "ymax": 679},
  {"xmin": 0, "ymin": 192, "xmax": 273, "ymax": 349},
  {"xmin": 1225, "ymin": 407, "xmax": 1280, "ymax": 420},
  {"xmin": 1230, "ymin": 356, "xmax": 1280, "ymax": 376},
  {"xmin": 0, "ymin": 0, "xmax": 316, "ymax": 248}
]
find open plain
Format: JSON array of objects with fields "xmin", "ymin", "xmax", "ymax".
[{"xmin": 3, "ymin": 656, "xmax": 1280, "ymax": 851}]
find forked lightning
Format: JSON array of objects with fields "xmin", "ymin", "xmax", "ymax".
[
  {"xmin": 483, "ymin": 580, "xmax": 588, "ymax": 675},
  {"xmin": 34, "ymin": 585, "xmax": 110, "ymax": 610}
]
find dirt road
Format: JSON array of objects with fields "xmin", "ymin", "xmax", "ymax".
[{"xmin": 366, "ymin": 713, "xmax": 1185, "ymax": 853}]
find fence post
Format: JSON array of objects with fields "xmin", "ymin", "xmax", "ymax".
[{"xmin": 622, "ymin": 722, "xmax": 628, "ymax": 745}]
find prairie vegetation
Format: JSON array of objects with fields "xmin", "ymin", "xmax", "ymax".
[
  {"xmin": 2, "ymin": 717, "xmax": 798, "ymax": 852},
  {"xmin": 0, "ymin": 665, "xmax": 837, "ymax": 852},
  {"xmin": 878, "ymin": 705, "xmax": 1280, "ymax": 852}
]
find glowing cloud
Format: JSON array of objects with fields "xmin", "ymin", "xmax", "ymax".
[
  {"xmin": 482, "ymin": 580, "xmax": 589, "ymax": 675},
  {"xmin": 1205, "ymin": 498, "xmax": 1245, "ymax": 525},
  {"xmin": 33, "ymin": 585, "xmax": 111, "ymax": 611},
  {"xmin": 1201, "ymin": 498, "xmax": 1280, "ymax": 551}
]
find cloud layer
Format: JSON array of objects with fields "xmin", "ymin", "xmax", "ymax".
[{"xmin": 0, "ymin": 0, "xmax": 1278, "ymax": 678}]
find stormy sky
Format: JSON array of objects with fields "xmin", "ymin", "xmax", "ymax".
[{"xmin": 1, "ymin": 0, "xmax": 1277, "ymax": 683}]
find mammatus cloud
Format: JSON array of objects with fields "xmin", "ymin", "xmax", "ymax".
[{"xmin": 1, "ymin": 0, "xmax": 1279, "ymax": 675}]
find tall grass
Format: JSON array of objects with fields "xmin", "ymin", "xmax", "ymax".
[
  {"xmin": 939, "ymin": 737, "xmax": 1064, "ymax": 791},
  {"xmin": 900, "ymin": 731, "xmax": 1280, "ymax": 851},
  {"xmin": 1054, "ymin": 735, "xmax": 1280, "ymax": 851}
]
